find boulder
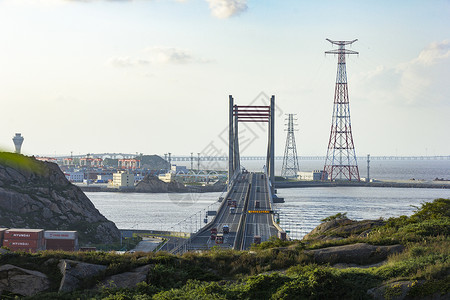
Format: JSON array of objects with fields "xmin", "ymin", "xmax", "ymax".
[
  {"xmin": 303, "ymin": 218, "xmax": 385, "ymax": 241},
  {"xmin": 367, "ymin": 280, "xmax": 450, "ymax": 300},
  {"xmin": 0, "ymin": 264, "xmax": 50, "ymax": 296},
  {"xmin": 58, "ymin": 259, "xmax": 107, "ymax": 292},
  {"xmin": 305, "ymin": 243, "xmax": 404, "ymax": 265},
  {"xmin": 97, "ymin": 264, "xmax": 152, "ymax": 289},
  {"xmin": 367, "ymin": 280, "xmax": 418, "ymax": 300}
]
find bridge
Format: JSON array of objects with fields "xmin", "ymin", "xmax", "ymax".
[
  {"xmin": 172, "ymin": 171, "xmax": 281, "ymax": 253},
  {"xmin": 52, "ymin": 153, "xmax": 450, "ymax": 161},
  {"xmin": 170, "ymin": 95, "xmax": 283, "ymax": 253}
]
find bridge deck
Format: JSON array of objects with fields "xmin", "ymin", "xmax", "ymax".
[{"xmin": 182, "ymin": 172, "xmax": 279, "ymax": 252}]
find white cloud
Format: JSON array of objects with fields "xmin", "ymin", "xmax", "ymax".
[
  {"xmin": 109, "ymin": 47, "xmax": 211, "ymax": 68},
  {"xmin": 146, "ymin": 46, "xmax": 212, "ymax": 64},
  {"xmin": 413, "ymin": 40, "xmax": 450, "ymax": 66},
  {"xmin": 146, "ymin": 47, "xmax": 195, "ymax": 64},
  {"xmin": 353, "ymin": 40, "xmax": 450, "ymax": 107},
  {"xmin": 108, "ymin": 56, "xmax": 150, "ymax": 67},
  {"xmin": 205, "ymin": 0, "xmax": 247, "ymax": 19}
]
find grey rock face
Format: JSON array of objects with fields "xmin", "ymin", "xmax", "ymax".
[
  {"xmin": 98, "ymin": 265, "xmax": 152, "ymax": 289},
  {"xmin": 0, "ymin": 155, "xmax": 120, "ymax": 244},
  {"xmin": 306, "ymin": 243, "xmax": 404, "ymax": 265},
  {"xmin": 0, "ymin": 264, "xmax": 50, "ymax": 296},
  {"xmin": 135, "ymin": 175, "xmax": 186, "ymax": 193},
  {"xmin": 58, "ymin": 259, "xmax": 107, "ymax": 292}
]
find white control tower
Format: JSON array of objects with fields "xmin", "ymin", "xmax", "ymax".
[{"xmin": 12, "ymin": 133, "xmax": 24, "ymax": 154}]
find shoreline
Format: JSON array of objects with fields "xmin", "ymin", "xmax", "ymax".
[
  {"xmin": 77, "ymin": 179, "xmax": 450, "ymax": 193},
  {"xmin": 275, "ymin": 180, "xmax": 450, "ymax": 189}
]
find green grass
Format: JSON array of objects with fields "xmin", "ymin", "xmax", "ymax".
[{"xmin": 2, "ymin": 198, "xmax": 449, "ymax": 299}]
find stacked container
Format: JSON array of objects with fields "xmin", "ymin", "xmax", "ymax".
[
  {"xmin": 0, "ymin": 228, "xmax": 8, "ymax": 246},
  {"xmin": 2, "ymin": 229, "xmax": 44, "ymax": 253},
  {"xmin": 44, "ymin": 231, "xmax": 78, "ymax": 251}
]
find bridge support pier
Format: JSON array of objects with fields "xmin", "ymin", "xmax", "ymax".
[{"xmin": 228, "ymin": 95, "xmax": 235, "ymax": 189}]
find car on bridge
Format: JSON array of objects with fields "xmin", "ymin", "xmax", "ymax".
[
  {"xmin": 216, "ymin": 233, "xmax": 224, "ymax": 244},
  {"xmin": 223, "ymin": 225, "xmax": 229, "ymax": 234},
  {"xmin": 210, "ymin": 228, "xmax": 217, "ymax": 240}
]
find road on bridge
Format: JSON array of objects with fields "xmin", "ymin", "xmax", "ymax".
[{"xmin": 178, "ymin": 172, "xmax": 279, "ymax": 253}]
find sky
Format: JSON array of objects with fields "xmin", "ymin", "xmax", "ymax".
[{"xmin": 0, "ymin": 0, "xmax": 449, "ymax": 158}]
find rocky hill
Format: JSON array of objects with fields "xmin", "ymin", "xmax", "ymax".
[
  {"xmin": 0, "ymin": 153, "xmax": 120, "ymax": 244},
  {"xmin": 135, "ymin": 175, "xmax": 226, "ymax": 193},
  {"xmin": 135, "ymin": 175, "xmax": 187, "ymax": 193}
]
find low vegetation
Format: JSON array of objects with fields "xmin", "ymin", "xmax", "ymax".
[{"xmin": 1, "ymin": 198, "xmax": 448, "ymax": 299}]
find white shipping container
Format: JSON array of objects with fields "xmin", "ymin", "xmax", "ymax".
[{"xmin": 44, "ymin": 231, "xmax": 77, "ymax": 240}]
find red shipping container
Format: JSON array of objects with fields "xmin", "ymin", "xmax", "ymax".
[
  {"xmin": 4, "ymin": 229, "xmax": 44, "ymax": 240},
  {"xmin": 46, "ymin": 239, "xmax": 76, "ymax": 251},
  {"xmin": 3, "ymin": 239, "xmax": 39, "ymax": 248},
  {"xmin": 0, "ymin": 228, "xmax": 7, "ymax": 242}
]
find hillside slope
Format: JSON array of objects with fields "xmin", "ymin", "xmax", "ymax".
[{"xmin": 0, "ymin": 153, "xmax": 120, "ymax": 244}]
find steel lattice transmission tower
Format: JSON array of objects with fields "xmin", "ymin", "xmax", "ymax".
[
  {"xmin": 323, "ymin": 38, "xmax": 360, "ymax": 181},
  {"xmin": 281, "ymin": 114, "xmax": 300, "ymax": 178}
]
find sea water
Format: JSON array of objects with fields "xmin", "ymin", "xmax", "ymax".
[{"xmin": 87, "ymin": 184, "xmax": 449, "ymax": 239}]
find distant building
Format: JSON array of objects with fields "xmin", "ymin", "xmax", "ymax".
[
  {"xmin": 118, "ymin": 159, "xmax": 141, "ymax": 170},
  {"xmin": 63, "ymin": 158, "xmax": 74, "ymax": 166},
  {"xmin": 158, "ymin": 172, "xmax": 174, "ymax": 183},
  {"xmin": 12, "ymin": 133, "xmax": 24, "ymax": 154},
  {"xmin": 96, "ymin": 174, "xmax": 113, "ymax": 183},
  {"xmin": 134, "ymin": 173, "xmax": 145, "ymax": 182},
  {"xmin": 35, "ymin": 157, "xmax": 58, "ymax": 164},
  {"xmin": 65, "ymin": 172, "xmax": 84, "ymax": 182},
  {"xmin": 112, "ymin": 171, "xmax": 135, "ymax": 188},
  {"xmin": 297, "ymin": 170, "xmax": 328, "ymax": 181},
  {"xmin": 171, "ymin": 165, "xmax": 188, "ymax": 173},
  {"xmin": 80, "ymin": 157, "xmax": 103, "ymax": 167}
]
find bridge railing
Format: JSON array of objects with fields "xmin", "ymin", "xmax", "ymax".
[
  {"xmin": 233, "ymin": 176, "xmax": 251, "ymax": 250},
  {"xmin": 263, "ymin": 167, "xmax": 285, "ymax": 238},
  {"xmin": 171, "ymin": 172, "xmax": 240, "ymax": 255}
]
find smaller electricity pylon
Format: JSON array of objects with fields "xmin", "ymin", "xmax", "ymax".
[{"xmin": 281, "ymin": 114, "xmax": 300, "ymax": 178}]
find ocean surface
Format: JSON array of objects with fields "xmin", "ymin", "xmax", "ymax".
[
  {"xmin": 181, "ymin": 158, "xmax": 450, "ymax": 181},
  {"xmin": 87, "ymin": 164, "xmax": 450, "ymax": 239}
]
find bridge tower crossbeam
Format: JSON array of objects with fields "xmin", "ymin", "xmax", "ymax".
[{"xmin": 228, "ymin": 95, "xmax": 275, "ymax": 192}]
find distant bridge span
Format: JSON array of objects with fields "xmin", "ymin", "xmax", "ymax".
[{"xmin": 53, "ymin": 153, "xmax": 450, "ymax": 161}]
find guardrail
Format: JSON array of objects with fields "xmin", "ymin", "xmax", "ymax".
[
  {"xmin": 264, "ymin": 169, "xmax": 285, "ymax": 237},
  {"xmin": 233, "ymin": 175, "xmax": 252, "ymax": 250},
  {"xmin": 171, "ymin": 173, "xmax": 239, "ymax": 255}
]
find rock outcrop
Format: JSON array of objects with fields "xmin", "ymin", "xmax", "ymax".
[
  {"xmin": 135, "ymin": 175, "xmax": 187, "ymax": 193},
  {"xmin": 135, "ymin": 175, "xmax": 226, "ymax": 193},
  {"xmin": 98, "ymin": 264, "xmax": 152, "ymax": 289},
  {"xmin": 0, "ymin": 153, "xmax": 120, "ymax": 244},
  {"xmin": 58, "ymin": 259, "xmax": 107, "ymax": 292},
  {"xmin": 303, "ymin": 218, "xmax": 385, "ymax": 241},
  {"xmin": 305, "ymin": 242, "xmax": 404, "ymax": 265},
  {"xmin": 0, "ymin": 264, "xmax": 50, "ymax": 296}
]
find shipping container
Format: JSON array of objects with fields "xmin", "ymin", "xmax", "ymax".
[
  {"xmin": 44, "ymin": 231, "xmax": 77, "ymax": 240},
  {"xmin": 4, "ymin": 229, "xmax": 44, "ymax": 240},
  {"xmin": 0, "ymin": 228, "xmax": 8, "ymax": 243},
  {"xmin": 45, "ymin": 239, "xmax": 77, "ymax": 251},
  {"xmin": 3, "ymin": 239, "xmax": 39, "ymax": 248}
]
